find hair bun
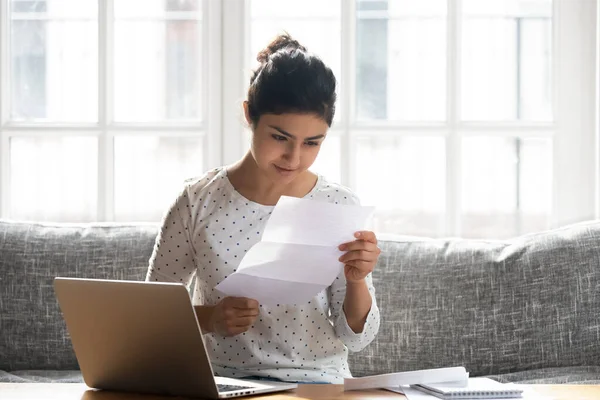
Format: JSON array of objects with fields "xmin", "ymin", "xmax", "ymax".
[{"xmin": 256, "ymin": 33, "xmax": 307, "ymax": 63}]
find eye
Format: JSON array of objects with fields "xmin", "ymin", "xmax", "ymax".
[
  {"xmin": 271, "ymin": 134, "xmax": 287, "ymax": 141},
  {"xmin": 304, "ymin": 141, "xmax": 320, "ymax": 147}
]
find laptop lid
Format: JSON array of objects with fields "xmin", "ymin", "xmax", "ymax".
[{"xmin": 54, "ymin": 278, "xmax": 296, "ymax": 399}]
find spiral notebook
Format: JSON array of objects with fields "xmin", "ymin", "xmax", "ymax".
[{"xmin": 412, "ymin": 377, "xmax": 523, "ymax": 399}]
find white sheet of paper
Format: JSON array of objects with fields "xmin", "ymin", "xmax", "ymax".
[
  {"xmin": 343, "ymin": 367, "xmax": 469, "ymax": 391},
  {"xmin": 215, "ymin": 196, "xmax": 374, "ymax": 306},
  {"xmin": 262, "ymin": 196, "xmax": 373, "ymax": 246}
]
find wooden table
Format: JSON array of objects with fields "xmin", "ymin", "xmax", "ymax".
[{"xmin": 1, "ymin": 383, "xmax": 599, "ymax": 399}]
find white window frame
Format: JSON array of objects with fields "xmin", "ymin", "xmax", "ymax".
[
  {"xmin": 0, "ymin": 0, "xmax": 8, "ymax": 218},
  {"xmin": 223, "ymin": 0, "xmax": 599, "ymax": 236},
  {"xmin": 597, "ymin": 0, "xmax": 600, "ymax": 217},
  {"xmin": 0, "ymin": 0, "xmax": 222, "ymax": 221},
  {"xmin": 552, "ymin": 0, "xmax": 597, "ymax": 229},
  {"xmin": 0, "ymin": 0, "xmax": 598, "ymax": 236}
]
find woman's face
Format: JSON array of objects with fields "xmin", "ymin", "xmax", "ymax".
[{"xmin": 247, "ymin": 110, "xmax": 329, "ymax": 185}]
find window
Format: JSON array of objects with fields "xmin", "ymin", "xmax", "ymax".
[
  {"xmin": 1, "ymin": 0, "xmax": 597, "ymax": 239},
  {"xmin": 2, "ymin": 0, "xmax": 209, "ymax": 222},
  {"xmin": 243, "ymin": 0, "xmax": 596, "ymax": 238}
]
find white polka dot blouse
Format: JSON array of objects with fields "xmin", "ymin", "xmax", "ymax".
[{"xmin": 146, "ymin": 167, "xmax": 380, "ymax": 383}]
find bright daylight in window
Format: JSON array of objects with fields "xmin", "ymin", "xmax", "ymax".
[
  {"xmin": 0, "ymin": 0, "xmax": 587, "ymax": 240},
  {"xmin": 249, "ymin": 0, "xmax": 553, "ymax": 238},
  {"xmin": 5, "ymin": 0, "xmax": 205, "ymax": 222}
]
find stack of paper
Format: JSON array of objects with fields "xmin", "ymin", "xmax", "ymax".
[
  {"xmin": 411, "ymin": 377, "xmax": 523, "ymax": 399},
  {"xmin": 344, "ymin": 367, "xmax": 469, "ymax": 391},
  {"xmin": 346, "ymin": 369, "xmax": 525, "ymax": 400}
]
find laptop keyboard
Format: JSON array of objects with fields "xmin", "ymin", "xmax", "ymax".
[{"xmin": 217, "ymin": 383, "xmax": 254, "ymax": 393}]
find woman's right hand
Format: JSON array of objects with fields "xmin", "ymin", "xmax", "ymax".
[{"xmin": 209, "ymin": 297, "xmax": 260, "ymax": 337}]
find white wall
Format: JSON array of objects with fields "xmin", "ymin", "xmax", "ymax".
[{"xmin": 553, "ymin": 0, "xmax": 598, "ymax": 227}]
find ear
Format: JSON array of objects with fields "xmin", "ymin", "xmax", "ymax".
[{"xmin": 242, "ymin": 101, "xmax": 252, "ymax": 126}]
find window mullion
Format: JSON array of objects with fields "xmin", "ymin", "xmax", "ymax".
[
  {"xmin": 205, "ymin": 0, "xmax": 223, "ymax": 169},
  {"xmin": 220, "ymin": 0, "xmax": 243, "ymax": 166},
  {"xmin": 0, "ymin": 133, "xmax": 8, "ymax": 218},
  {"xmin": 98, "ymin": 0, "xmax": 114, "ymax": 221},
  {"xmin": 515, "ymin": 18, "xmax": 523, "ymax": 235},
  {"xmin": 596, "ymin": 0, "xmax": 600, "ymax": 219},
  {"xmin": 446, "ymin": 0, "xmax": 462, "ymax": 236},
  {"xmin": 0, "ymin": 0, "xmax": 8, "ymax": 218},
  {"xmin": 0, "ymin": 0, "xmax": 7, "ymax": 125},
  {"xmin": 341, "ymin": 0, "xmax": 355, "ymax": 190}
]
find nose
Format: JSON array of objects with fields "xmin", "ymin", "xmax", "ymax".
[{"xmin": 282, "ymin": 142, "xmax": 301, "ymax": 167}]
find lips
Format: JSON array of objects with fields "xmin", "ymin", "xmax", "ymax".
[{"xmin": 274, "ymin": 165, "xmax": 297, "ymax": 174}]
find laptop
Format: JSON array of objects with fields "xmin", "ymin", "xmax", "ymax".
[{"xmin": 54, "ymin": 277, "xmax": 298, "ymax": 399}]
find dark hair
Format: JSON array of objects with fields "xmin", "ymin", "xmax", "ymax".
[{"xmin": 247, "ymin": 33, "xmax": 337, "ymax": 127}]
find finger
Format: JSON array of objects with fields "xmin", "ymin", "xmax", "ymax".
[
  {"xmin": 354, "ymin": 231, "xmax": 378, "ymax": 244},
  {"xmin": 223, "ymin": 304, "xmax": 259, "ymax": 318},
  {"xmin": 226, "ymin": 325, "xmax": 251, "ymax": 336},
  {"xmin": 220, "ymin": 316, "xmax": 255, "ymax": 334},
  {"xmin": 344, "ymin": 260, "xmax": 374, "ymax": 273},
  {"xmin": 231, "ymin": 308, "xmax": 260, "ymax": 318},
  {"xmin": 229, "ymin": 297, "xmax": 259, "ymax": 310},
  {"xmin": 339, "ymin": 249, "xmax": 379, "ymax": 263},
  {"xmin": 232, "ymin": 316, "xmax": 258, "ymax": 328},
  {"xmin": 338, "ymin": 240, "xmax": 379, "ymax": 252}
]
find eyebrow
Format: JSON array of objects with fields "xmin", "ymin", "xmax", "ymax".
[{"xmin": 269, "ymin": 125, "xmax": 326, "ymax": 141}]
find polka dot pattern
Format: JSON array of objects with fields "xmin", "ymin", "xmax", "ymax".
[{"xmin": 146, "ymin": 167, "xmax": 380, "ymax": 383}]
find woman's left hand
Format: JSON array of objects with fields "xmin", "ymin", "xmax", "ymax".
[{"xmin": 338, "ymin": 231, "xmax": 381, "ymax": 283}]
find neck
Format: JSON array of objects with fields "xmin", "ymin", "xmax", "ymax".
[{"xmin": 226, "ymin": 152, "xmax": 315, "ymax": 206}]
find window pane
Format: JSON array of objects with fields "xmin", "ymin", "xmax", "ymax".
[
  {"xmin": 114, "ymin": 136, "xmax": 204, "ymax": 221},
  {"xmin": 10, "ymin": 0, "xmax": 98, "ymax": 122},
  {"xmin": 519, "ymin": 137, "xmax": 552, "ymax": 233},
  {"xmin": 10, "ymin": 136, "xmax": 98, "ymax": 221},
  {"xmin": 114, "ymin": 0, "xmax": 203, "ymax": 122},
  {"xmin": 461, "ymin": 0, "xmax": 552, "ymax": 121},
  {"xmin": 355, "ymin": 135, "xmax": 446, "ymax": 236},
  {"xmin": 310, "ymin": 134, "xmax": 341, "ymax": 183},
  {"xmin": 115, "ymin": 0, "xmax": 201, "ymax": 18},
  {"xmin": 249, "ymin": 0, "xmax": 341, "ymax": 118},
  {"xmin": 461, "ymin": 136, "xmax": 552, "ymax": 238},
  {"xmin": 520, "ymin": 19, "xmax": 552, "ymax": 120},
  {"xmin": 356, "ymin": 0, "xmax": 446, "ymax": 121}
]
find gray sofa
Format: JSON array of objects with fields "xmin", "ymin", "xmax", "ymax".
[{"xmin": 1, "ymin": 219, "xmax": 599, "ymax": 384}]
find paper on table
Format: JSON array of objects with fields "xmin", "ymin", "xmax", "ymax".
[
  {"xmin": 344, "ymin": 367, "xmax": 469, "ymax": 391},
  {"xmin": 386, "ymin": 386, "xmax": 437, "ymax": 399},
  {"xmin": 391, "ymin": 385, "xmax": 536, "ymax": 400},
  {"xmin": 215, "ymin": 196, "xmax": 374, "ymax": 306},
  {"xmin": 412, "ymin": 378, "xmax": 523, "ymax": 399}
]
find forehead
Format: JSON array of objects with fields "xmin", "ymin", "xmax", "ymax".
[{"xmin": 257, "ymin": 113, "xmax": 329, "ymax": 137}]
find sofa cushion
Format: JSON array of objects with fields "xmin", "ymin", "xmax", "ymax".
[
  {"xmin": 488, "ymin": 366, "xmax": 600, "ymax": 384},
  {"xmin": 0, "ymin": 370, "xmax": 84, "ymax": 383},
  {"xmin": 3, "ymin": 219, "xmax": 600, "ymax": 381},
  {"xmin": 2, "ymin": 366, "xmax": 600, "ymax": 384},
  {"xmin": 0, "ymin": 221, "xmax": 158, "ymax": 371},
  {"xmin": 348, "ymin": 221, "xmax": 600, "ymax": 378}
]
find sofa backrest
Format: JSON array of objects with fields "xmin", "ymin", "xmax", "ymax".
[
  {"xmin": 2, "ymin": 219, "xmax": 599, "ymax": 376},
  {"xmin": 349, "ymin": 221, "xmax": 600, "ymax": 377},
  {"xmin": 0, "ymin": 220, "xmax": 157, "ymax": 371}
]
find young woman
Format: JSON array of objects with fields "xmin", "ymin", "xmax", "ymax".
[{"xmin": 146, "ymin": 33, "xmax": 381, "ymax": 384}]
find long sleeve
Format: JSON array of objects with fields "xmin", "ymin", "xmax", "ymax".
[
  {"xmin": 146, "ymin": 187, "xmax": 197, "ymax": 288},
  {"xmin": 328, "ymin": 269, "xmax": 380, "ymax": 352},
  {"xmin": 325, "ymin": 189, "xmax": 381, "ymax": 352}
]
